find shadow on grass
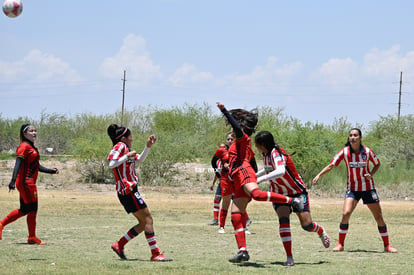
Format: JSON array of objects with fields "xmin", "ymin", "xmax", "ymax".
[
  {"xmin": 231, "ymin": 262, "xmax": 267, "ymax": 268},
  {"xmin": 271, "ymin": 260, "xmax": 329, "ymax": 266},
  {"xmin": 347, "ymin": 249, "xmax": 382, "ymax": 253}
]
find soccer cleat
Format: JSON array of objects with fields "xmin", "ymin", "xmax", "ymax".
[
  {"xmin": 333, "ymin": 243, "xmax": 344, "ymax": 252},
  {"xmin": 319, "ymin": 231, "xmax": 331, "ymax": 248},
  {"xmin": 151, "ymin": 252, "xmax": 173, "ymax": 262},
  {"xmin": 244, "ymin": 229, "xmax": 251, "ymax": 235},
  {"xmin": 384, "ymin": 245, "xmax": 398, "ymax": 253},
  {"xmin": 208, "ymin": 219, "xmax": 219, "ymax": 226},
  {"xmin": 111, "ymin": 242, "xmax": 127, "ymax": 260},
  {"xmin": 283, "ymin": 256, "xmax": 295, "ymax": 267},
  {"xmin": 291, "ymin": 197, "xmax": 304, "ymax": 212},
  {"xmin": 0, "ymin": 223, "xmax": 3, "ymax": 240},
  {"xmin": 228, "ymin": 250, "xmax": 250, "ymax": 263},
  {"xmin": 27, "ymin": 236, "xmax": 46, "ymax": 245},
  {"xmin": 218, "ymin": 227, "xmax": 225, "ymax": 234},
  {"xmin": 246, "ymin": 217, "xmax": 252, "ymax": 227}
]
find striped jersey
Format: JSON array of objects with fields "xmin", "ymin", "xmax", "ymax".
[
  {"xmin": 108, "ymin": 142, "xmax": 139, "ymax": 195},
  {"xmin": 331, "ymin": 145, "xmax": 380, "ymax": 191},
  {"xmin": 258, "ymin": 147, "xmax": 306, "ymax": 195}
]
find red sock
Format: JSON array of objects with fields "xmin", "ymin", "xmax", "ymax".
[
  {"xmin": 1, "ymin": 209, "xmax": 25, "ymax": 227},
  {"xmin": 145, "ymin": 231, "xmax": 160, "ymax": 256},
  {"xmin": 118, "ymin": 226, "xmax": 139, "ymax": 248},
  {"xmin": 338, "ymin": 223, "xmax": 348, "ymax": 246},
  {"xmin": 378, "ymin": 225, "xmax": 389, "ymax": 247},
  {"xmin": 250, "ymin": 188, "xmax": 290, "ymax": 204},
  {"xmin": 310, "ymin": 222, "xmax": 324, "ymax": 235},
  {"xmin": 231, "ymin": 213, "xmax": 246, "ymax": 250},
  {"xmin": 219, "ymin": 209, "xmax": 228, "ymax": 227},
  {"xmin": 27, "ymin": 211, "xmax": 37, "ymax": 237},
  {"xmin": 279, "ymin": 222, "xmax": 292, "ymax": 257},
  {"xmin": 213, "ymin": 196, "xmax": 221, "ymax": 220}
]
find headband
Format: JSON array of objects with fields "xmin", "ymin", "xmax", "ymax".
[
  {"xmin": 115, "ymin": 128, "xmax": 128, "ymax": 140},
  {"xmin": 23, "ymin": 125, "xmax": 32, "ymax": 133}
]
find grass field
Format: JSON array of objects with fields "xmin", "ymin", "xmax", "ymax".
[{"xmin": 0, "ymin": 186, "xmax": 413, "ymax": 275}]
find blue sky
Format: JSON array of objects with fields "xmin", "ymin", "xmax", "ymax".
[{"xmin": 0, "ymin": 0, "xmax": 413, "ymax": 125}]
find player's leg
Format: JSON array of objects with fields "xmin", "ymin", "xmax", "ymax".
[
  {"xmin": 334, "ymin": 196, "xmax": 358, "ymax": 251},
  {"xmin": 275, "ymin": 205, "xmax": 294, "ymax": 266},
  {"xmin": 228, "ymin": 194, "xmax": 250, "ymax": 263}
]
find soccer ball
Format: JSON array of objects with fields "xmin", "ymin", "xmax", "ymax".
[{"xmin": 2, "ymin": 0, "xmax": 23, "ymax": 18}]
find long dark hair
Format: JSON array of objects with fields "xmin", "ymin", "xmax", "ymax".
[
  {"xmin": 254, "ymin": 130, "xmax": 294, "ymax": 157},
  {"xmin": 20, "ymin": 123, "xmax": 33, "ymax": 143},
  {"xmin": 228, "ymin": 108, "xmax": 258, "ymax": 136},
  {"xmin": 107, "ymin": 124, "xmax": 131, "ymax": 146},
  {"xmin": 344, "ymin": 127, "xmax": 363, "ymax": 147}
]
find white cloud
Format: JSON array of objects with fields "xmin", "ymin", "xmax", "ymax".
[
  {"xmin": 0, "ymin": 49, "xmax": 83, "ymax": 83},
  {"xmin": 310, "ymin": 57, "xmax": 358, "ymax": 88},
  {"xmin": 167, "ymin": 63, "xmax": 213, "ymax": 87},
  {"xmin": 223, "ymin": 56, "xmax": 303, "ymax": 91},
  {"xmin": 99, "ymin": 34, "xmax": 161, "ymax": 85}
]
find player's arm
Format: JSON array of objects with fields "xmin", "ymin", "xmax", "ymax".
[
  {"xmin": 216, "ymin": 102, "xmax": 243, "ymax": 139},
  {"xmin": 39, "ymin": 165, "xmax": 59, "ymax": 174},
  {"xmin": 257, "ymin": 155, "xmax": 286, "ymax": 184},
  {"xmin": 211, "ymin": 155, "xmax": 221, "ymax": 178},
  {"xmin": 312, "ymin": 163, "xmax": 335, "ymax": 184},
  {"xmin": 8, "ymin": 157, "xmax": 23, "ymax": 191}
]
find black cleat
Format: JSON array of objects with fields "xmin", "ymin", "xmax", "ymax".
[
  {"xmin": 228, "ymin": 250, "xmax": 250, "ymax": 263},
  {"xmin": 292, "ymin": 197, "xmax": 304, "ymax": 212}
]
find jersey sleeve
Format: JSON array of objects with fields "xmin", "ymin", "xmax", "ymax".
[
  {"xmin": 16, "ymin": 143, "xmax": 30, "ymax": 158},
  {"xmin": 330, "ymin": 148, "xmax": 345, "ymax": 166}
]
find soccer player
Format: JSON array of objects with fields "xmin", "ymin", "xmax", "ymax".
[
  {"xmin": 254, "ymin": 130, "xmax": 330, "ymax": 266},
  {"xmin": 216, "ymin": 102, "xmax": 304, "ymax": 263},
  {"xmin": 312, "ymin": 128, "xmax": 398, "ymax": 253},
  {"xmin": 210, "ymin": 133, "xmax": 252, "ymax": 233},
  {"xmin": 107, "ymin": 124, "xmax": 172, "ymax": 261},
  {"xmin": 0, "ymin": 124, "xmax": 59, "ymax": 245}
]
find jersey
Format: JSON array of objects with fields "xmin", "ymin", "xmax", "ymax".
[
  {"xmin": 108, "ymin": 142, "xmax": 139, "ymax": 195},
  {"xmin": 228, "ymin": 133, "xmax": 255, "ymax": 177},
  {"xmin": 261, "ymin": 147, "xmax": 306, "ymax": 195},
  {"xmin": 16, "ymin": 141, "xmax": 40, "ymax": 187},
  {"xmin": 331, "ymin": 145, "xmax": 380, "ymax": 191},
  {"xmin": 214, "ymin": 145, "xmax": 229, "ymax": 177}
]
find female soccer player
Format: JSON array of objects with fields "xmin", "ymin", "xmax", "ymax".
[
  {"xmin": 107, "ymin": 124, "xmax": 172, "ymax": 261},
  {"xmin": 254, "ymin": 130, "xmax": 330, "ymax": 266},
  {"xmin": 216, "ymin": 102, "xmax": 304, "ymax": 263},
  {"xmin": 210, "ymin": 133, "xmax": 252, "ymax": 233},
  {"xmin": 0, "ymin": 124, "xmax": 59, "ymax": 245},
  {"xmin": 312, "ymin": 128, "xmax": 397, "ymax": 253}
]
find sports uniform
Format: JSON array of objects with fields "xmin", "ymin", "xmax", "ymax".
[
  {"xmin": 256, "ymin": 145, "xmax": 330, "ymax": 266},
  {"xmin": 0, "ymin": 140, "xmax": 57, "ymax": 245}
]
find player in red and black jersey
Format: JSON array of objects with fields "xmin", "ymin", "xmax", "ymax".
[
  {"xmin": 0, "ymin": 124, "xmax": 59, "ymax": 245},
  {"xmin": 255, "ymin": 130, "xmax": 330, "ymax": 266},
  {"xmin": 216, "ymin": 102, "xmax": 304, "ymax": 263},
  {"xmin": 313, "ymin": 128, "xmax": 397, "ymax": 253},
  {"xmin": 107, "ymin": 124, "xmax": 172, "ymax": 262}
]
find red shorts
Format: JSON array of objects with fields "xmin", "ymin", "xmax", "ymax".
[
  {"xmin": 220, "ymin": 174, "xmax": 233, "ymax": 196},
  {"xmin": 17, "ymin": 179, "xmax": 38, "ymax": 204},
  {"xmin": 231, "ymin": 166, "xmax": 257, "ymax": 199}
]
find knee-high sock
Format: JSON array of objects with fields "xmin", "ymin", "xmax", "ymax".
[
  {"xmin": 338, "ymin": 223, "xmax": 349, "ymax": 246},
  {"xmin": 145, "ymin": 231, "xmax": 160, "ymax": 256},
  {"xmin": 231, "ymin": 213, "xmax": 246, "ymax": 251},
  {"xmin": 27, "ymin": 211, "xmax": 37, "ymax": 237},
  {"xmin": 219, "ymin": 209, "xmax": 228, "ymax": 228},
  {"xmin": 279, "ymin": 219, "xmax": 292, "ymax": 257},
  {"xmin": 1, "ymin": 209, "xmax": 25, "ymax": 227},
  {"xmin": 378, "ymin": 225, "xmax": 389, "ymax": 247},
  {"xmin": 250, "ymin": 188, "xmax": 291, "ymax": 204},
  {"xmin": 118, "ymin": 226, "xmax": 139, "ymax": 248},
  {"xmin": 213, "ymin": 195, "xmax": 221, "ymax": 220},
  {"xmin": 303, "ymin": 222, "xmax": 324, "ymax": 235}
]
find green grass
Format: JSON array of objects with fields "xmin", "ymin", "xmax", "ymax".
[{"xmin": 0, "ymin": 187, "xmax": 412, "ymax": 275}]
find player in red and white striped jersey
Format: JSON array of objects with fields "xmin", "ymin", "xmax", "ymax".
[
  {"xmin": 313, "ymin": 128, "xmax": 397, "ymax": 253},
  {"xmin": 107, "ymin": 124, "xmax": 172, "ymax": 262},
  {"xmin": 255, "ymin": 130, "xmax": 330, "ymax": 267}
]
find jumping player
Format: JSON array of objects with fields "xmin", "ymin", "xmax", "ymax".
[
  {"xmin": 107, "ymin": 124, "xmax": 172, "ymax": 261},
  {"xmin": 211, "ymin": 133, "xmax": 252, "ymax": 233},
  {"xmin": 216, "ymin": 102, "xmax": 304, "ymax": 263},
  {"xmin": 313, "ymin": 128, "xmax": 397, "ymax": 253},
  {"xmin": 254, "ymin": 130, "xmax": 330, "ymax": 266},
  {"xmin": 0, "ymin": 124, "xmax": 59, "ymax": 245}
]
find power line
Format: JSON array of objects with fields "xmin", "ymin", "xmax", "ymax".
[{"xmin": 121, "ymin": 70, "xmax": 126, "ymax": 126}]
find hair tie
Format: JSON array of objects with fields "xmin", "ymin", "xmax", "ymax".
[{"xmin": 115, "ymin": 128, "xmax": 128, "ymax": 140}]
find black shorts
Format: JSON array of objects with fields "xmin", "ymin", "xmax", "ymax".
[
  {"xmin": 118, "ymin": 186, "xmax": 147, "ymax": 214},
  {"xmin": 345, "ymin": 189, "xmax": 380, "ymax": 204}
]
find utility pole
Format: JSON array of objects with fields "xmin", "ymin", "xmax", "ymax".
[
  {"xmin": 397, "ymin": 71, "xmax": 402, "ymax": 121},
  {"xmin": 121, "ymin": 70, "xmax": 126, "ymax": 126}
]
